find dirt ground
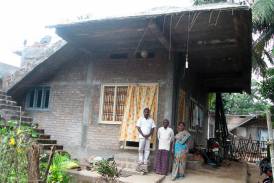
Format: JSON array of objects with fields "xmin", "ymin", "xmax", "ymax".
[
  {"xmin": 70, "ymin": 161, "xmax": 256, "ymax": 183},
  {"xmin": 247, "ymin": 163, "xmax": 265, "ymax": 183},
  {"xmin": 163, "ymin": 161, "xmax": 247, "ymax": 183}
]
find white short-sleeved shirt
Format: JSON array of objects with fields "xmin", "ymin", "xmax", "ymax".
[
  {"xmin": 157, "ymin": 127, "xmax": 174, "ymax": 151},
  {"xmin": 136, "ymin": 117, "xmax": 156, "ymax": 139}
]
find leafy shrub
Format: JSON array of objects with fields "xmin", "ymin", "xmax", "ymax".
[
  {"xmin": 95, "ymin": 160, "xmax": 120, "ymax": 180},
  {"xmin": 47, "ymin": 152, "xmax": 79, "ymax": 183},
  {"xmin": 0, "ymin": 120, "xmax": 34, "ymax": 183}
]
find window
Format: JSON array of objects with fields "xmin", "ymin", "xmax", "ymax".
[
  {"xmin": 26, "ymin": 87, "xmax": 50, "ymax": 110},
  {"xmin": 189, "ymin": 99, "xmax": 204, "ymax": 130},
  {"xmin": 100, "ymin": 85, "xmax": 128, "ymax": 124},
  {"xmin": 209, "ymin": 124, "xmax": 215, "ymax": 138}
]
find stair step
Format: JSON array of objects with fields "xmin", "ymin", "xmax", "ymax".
[
  {"xmin": 0, "ymin": 104, "xmax": 21, "ymax": 111},
  {"xmin": 10, "ymin": 115, "xmax": 33, "ymax": 122},
  {"xmin": 34, "ymin": 128, "xmax": 44, "ymax": 134},
  {"xmin": 20, "ymin": 121, "xmax": 34, "ymax": 126},
  {"xmin": 0, "ymin": 90, "xmax": 6, "ymax": 95},
  {"xmin": 0, "ymin": 95, "xmax": 11, "ymax": 100},
  {"xmin": 41, "ymin": 144, "xmax": 63, "ymax": 150},
  {"xmin": 44, "ymin": 149, "xmax": 68, "ymax": 155},
  {"xmin": 37, "ymin": 139, "xmax": 57, "ymax": 144},
  {"xmin": 39, "ymin": 134, "xmax": 50, "ymax": 139},
  {"xmin": 0, "ymin": 99, "xmax": 16, "ymax": 106},
  {"xmin": 0, "ymin": 109, "xmax": 20, "ymax": 115}
]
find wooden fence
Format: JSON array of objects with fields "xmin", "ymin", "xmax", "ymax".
[{"xmin": 231, "ymin": 137, "xmax": 268, "ymax": 163}]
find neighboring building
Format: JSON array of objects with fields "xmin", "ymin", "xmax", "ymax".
[
  {"xmin": 209, "ymin": 113, "xmax": 269, "ymax": 141},
  {"xmin": 4, "ymin": 4, "xmax": 252, "ymax": 161},
  {"xmin": 0, "ymin": 62, "xmax": 19, "ymax": 89},
  {"xmin": 0, "ymin": 62, "xmax": 18, "ymax": 78},
  {"xmin": 229, "ymin": 115, "xmax": 268, "ymax": 141}
]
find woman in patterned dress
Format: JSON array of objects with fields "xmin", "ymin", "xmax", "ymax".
[{"xmin": 171, "ymin": 122, "xmax": 191, "ymax": 180}]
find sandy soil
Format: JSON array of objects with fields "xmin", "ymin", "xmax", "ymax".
[{"xmin": 246, "ymin": 163, "xmax": 265, "ymax": 183}]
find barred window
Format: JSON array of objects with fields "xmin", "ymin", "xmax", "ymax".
[
  {"xmin": 26, "ymin": 87, "xmax": 50, "ymax": 110},
  {"xmin": 101, "ymin": 85, "xmax": 128, "ymax": 123}
]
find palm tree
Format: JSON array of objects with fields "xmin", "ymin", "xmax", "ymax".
[
  {"xmin": 252, "ymin": 0, "xmax": 274, "ymax": 74},
  {"xmin": 194, "ymin": 0, "xmax": 274, "ymax": 74}
]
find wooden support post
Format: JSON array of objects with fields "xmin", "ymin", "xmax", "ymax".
[
  {"xmin": 44, "ymin": 145, "xmax": 56, "ymax": 183},
  {"xmin": 266, "ymin": 110, "xmax": 274, "ymax": 171},
  {"xmin": 28, "ymin": 144, "xmax": 40, "ymax": 183}
]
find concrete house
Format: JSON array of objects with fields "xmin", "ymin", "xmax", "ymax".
[
  {"xmin": 228, "ymin": 115, "xmax": 268, "ymax": 141},
  {"xmin": 0, "ymin": 63, "xmax": 18, "ymax": 89},
  {"xmin": 4, "ymin": 4, "xmax": 252, "ymax": 165}
]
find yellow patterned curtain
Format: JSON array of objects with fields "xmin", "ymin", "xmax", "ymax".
[{"xmin": 119, "ymin": 85, "xmax": 158, "ymax": 143}]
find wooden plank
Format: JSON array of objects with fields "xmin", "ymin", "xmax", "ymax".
[
  {"xmin": 44, "ymin": 145, "xmax": 56, "ymax": 182},
  {"xmin": 148, "ymin": 21, "xmax": 170, "ymax": 51}
]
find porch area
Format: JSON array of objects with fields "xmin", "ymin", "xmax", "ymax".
[{"xmin": 69, "ymin": 160, "xmax": 248, "ymax": 183}]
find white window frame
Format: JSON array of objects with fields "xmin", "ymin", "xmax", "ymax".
[
  {"xmin": 99, "ymin": 83, "xmax": 159, "ymax": 125},
  {"xmin": 99, "ymin": 84, "xmax": 128, "ymax": 125},
  {"xmin": 25, "ymin": 86, "xmax": 50, "ymax": 111},
  {"xmin": 99, "ymin": 83, "xmax": 159, "ymax": 151}
]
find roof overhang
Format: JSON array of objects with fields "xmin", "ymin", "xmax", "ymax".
[
  {"xmin": 53, "ymin": 4, "xmax": 252, "ymax": 93},
  {"xmin": 8, "ymin": 4, "xmax": 252, "ymax": 97}
]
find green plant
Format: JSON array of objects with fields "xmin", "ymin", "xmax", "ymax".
[
  {"xmin": 260, "ymin": 68, "xmax": 274, "ymax": 103},
  {"xmin": 95, "ymin": 160, "xmax": 120, "ymax": 180},
  {"xmin": 0, "ymin": 120, "xmax": 33, "ymax": 183},
  {"xmin": 47, "ymin": 152, "xmax": 78, "ymax": 183}
]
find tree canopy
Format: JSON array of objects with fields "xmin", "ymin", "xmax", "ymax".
[
  {"xmin": 260, "ymin": 67, "xmax": 274, "ymax": 103},
  {"xmin": 209, "ymin": 80, "xmax": 270, "ymax": 115}
]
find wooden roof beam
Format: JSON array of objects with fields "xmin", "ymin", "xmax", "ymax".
[{"xmin": 148, "ymin": 20, "xmax": 171, "ymax": 51}]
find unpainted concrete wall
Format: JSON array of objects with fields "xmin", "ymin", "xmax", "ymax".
[{"xmin": 20, "ymin": 51, "xmax": 176, "ymax": 159}]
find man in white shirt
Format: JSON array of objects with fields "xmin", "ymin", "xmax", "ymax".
[
  {"xmin": 154, "ymin": 119, "xmax": 174, "ymax": 175},
  {"xmin": 136, "ymin": 108, "xmax": 156, "ymax": 166}
]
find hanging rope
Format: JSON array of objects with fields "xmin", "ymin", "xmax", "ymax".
[
  {"xmin": 186, "ymin": 12, "xmax": 190, "ymax": 57},
  {"xmin": 169, "ymin": 15, "xmax": 173, "ymax": 60},
  {"xmin": 214, "ymin": 10, "xmax": 221, "ymax": 26},
  {"xmin": 185, "ymin": 11, "xmax": 191, "ymax": 69},
  {"xmin": 209, "ymin": 10, "xmax": 221, "ymax": 26},
  {"xmin": 134, "ymin": 20, "xmax": 151, "ymax": 55},
  {"xmin": 175, "ymin": 13, "xmax": 185, "ymax": 30},
  {"xmin": 189, "ymin": 12, "xmax": 201, "ymax": 31},
  {"xmin": 163, "ymin": 15, "xmax": 166, "ymax": 33},
  {"xmin": 209, "ymin": 10, "xmax": 213, "ymax": 25}
]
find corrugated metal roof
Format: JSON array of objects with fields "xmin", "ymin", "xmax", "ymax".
[{"xmin": 50, "ymin": 3, "xmax": 249, "ymax": 28}]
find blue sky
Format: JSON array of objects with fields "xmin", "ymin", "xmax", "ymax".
[{"xmin": 0, "ymin": 0, "xmax": 193, "ymax": 67}]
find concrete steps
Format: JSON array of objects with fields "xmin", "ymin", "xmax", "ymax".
[
  {"xmin": 10, "ymin": 115, "xmax": 33, "ymax": 122},
  {"xmin": 0, "ymin": 109, "xmax": 21, "ymax": 116},
  {"xmin": 0, "ymin": 94, "xmax": 11, "ymax": 100},
  {"xmin": 0, "ymin": 90, "xmax": 6, "ymax": 95},
  {"xmin": 37, "ymin": 139, "xmax": 57, "ymax": 144},
  {"xmin": 0, "ymin": 90, "xmax": 65, "ymax": 153},
  {"xmin": 0, "ymin": 104, "xmax": 21, "ymax": 111},
  {"xmin": 41, "ymin": 144, "xmax": 63, "ymax": 150},
  {"xmin": 39, "ymin": 134, "xmax": 51, "ymax": 139},
  {"xmin": 0, "ymin": 99, "xmax": 17, "ymax": 106}
]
